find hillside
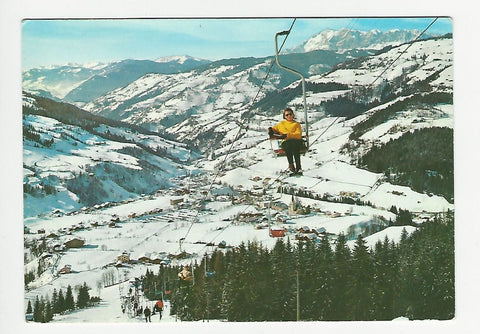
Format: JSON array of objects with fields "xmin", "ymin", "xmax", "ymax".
[{"xmin": 23, "ymin": 93, "xmax": 200, "ymax": 217}]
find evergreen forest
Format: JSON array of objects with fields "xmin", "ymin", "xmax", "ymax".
[
  {"xmin": 26, "ymin": 282, "xmax": 100, "ymax": 323},
  {"xmin": 141, "ymin": 212, "xmax": 454, "ymax": 321},
  {"xmin": 359, "ymin": 127, "xmax": 454, "ymax": 202}
]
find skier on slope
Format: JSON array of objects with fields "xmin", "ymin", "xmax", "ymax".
[
  {"xmin": 268, "ymin": 107, "xmax": 304, "ymax": 175},
  {"xmin": 154, "ymin": 299, "xmax": 164, "ymax": 319},
  {"xmin": 144, "ymin": 306, "xmax": 151, "ymax": 322}
]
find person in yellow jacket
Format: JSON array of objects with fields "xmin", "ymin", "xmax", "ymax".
[{"xmin": 268, "ymin": 107, "xmax": 303, "ymax": 175}]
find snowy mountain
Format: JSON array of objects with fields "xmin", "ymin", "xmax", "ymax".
[
  {"xmin": 81, "ymin": 49, "xmax": 376, "ymax": 152},
  {"xmin": 22, "ymin": 31, "xmax": 454, "ymax": 323},
  {"xmin": 23, "ymin": 93, "xmax": 200, "ymax": 217},
  {"xmin": 22, "ymin": 63, "xmax": 108, "ymax": 100},
  {"xmin": 289, "ymin": 28, "xmax": 436, "ymax": 53},
  {"xmin": 80, "ymin": 35, "xmax": 452, "ymax": 158},
  {"xmin": 22, "ymin": 56, "xmax": 211, "ymax": 103}
]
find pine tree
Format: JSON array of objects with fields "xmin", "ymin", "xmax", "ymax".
[
  {"xmin": 65, "ymin": 285, "xmax": 75, "ymax": 311},
  {"xmin": 77, "ymin": 282, "xmax": 90, "ymax": 309},
  {"xmin": 51, "ymin": 289, "xmax": 58, "ymax": 314},
  {"xmin": 224, "ymin": 242, "xmax": 250, "ymax": 321},
  {"xmin": 207, "ymin": 250, "xmax": 225, "ymax": 319},
  {"xmin": 330, "ymin": 233, "xmax": 351, "ymax": 320},
  {"xmin": 351, "ymin": 234, "xmax": 373, "ymax": 320},
  {"xmin": 57, "ymin": 288, "xmax": 66, "ymax": 314},
  {"xmin": 316, "ymin": 236, "xmax": 335, "ymax": 320},
  {"xmin": 33, "ymin": 296, "xmax": 44, "ymax": 322},
  {"xmin": 372, "ymin": 236, "xmax": 398, "ymax": 320},
  {"xmin": 26, "ymin": 300, "xmax": 33, "ymax": 314},
  {"xmin": 44, "ymin": 297, "xmax": 53, "ymax": 322},
  {"xmin": 297, "ymin": 241, "xmax": 318, "ymax": 320},
  {"xmin": 269, "ymin": 239, "xmax": 295, "ymax": 321}
]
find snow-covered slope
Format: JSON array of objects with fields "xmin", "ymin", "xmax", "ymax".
[{"xmin": 23, "ymin": 93, "xmax": 199, "ymax": 217}]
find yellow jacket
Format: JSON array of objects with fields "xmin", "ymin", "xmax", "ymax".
[{"xmin": 272, "ymin": 120, "xmax": 302, "ymax": 140}]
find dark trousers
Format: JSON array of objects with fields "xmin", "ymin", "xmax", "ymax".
[{"xmin": 281, "ymin": 139, "xmax": 302, "ymax": 169}]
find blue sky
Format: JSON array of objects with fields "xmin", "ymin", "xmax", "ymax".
[{"xmin": 22, "ymin": 17, "xmax": 452, "ymax": 70}]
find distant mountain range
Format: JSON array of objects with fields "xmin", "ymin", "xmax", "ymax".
[
  {"xmin": 23, "ymin": 56, "xmax": 211, "ymax": 103},
  {"xmin": 289, "ymin": 28, "xmax": 437, "ymax": 53},
  {"xmin": 22, "ymin": 29, "xmax": 453, "ymax": 215},
  {"xmin": 22, "ymin": 29, "xmax": 433, "ymax": 103}
]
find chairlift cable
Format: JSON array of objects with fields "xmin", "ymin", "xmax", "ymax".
[
  {"xmin": 179, "ymin": 19, "xmax": 297, "ymax": 250},
  {"xmin": 308, "ymin": 116, "xmax": 340, "ymax": 149},
  {"xmin": 369, "ymin": 17, "xmax": 439, "ymax": 87},
  {"xmin": 308, "ymin": 17, "xmax": 439, "ymax": 151},
  {"xmin": 195, "ymin": 169, "xmax": 291, "ymax": 255},
  {"xmin": 248, "ymin": 18, "xmax": 297, "ymax": 109}
]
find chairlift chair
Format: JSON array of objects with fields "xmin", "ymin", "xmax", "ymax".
[{"xmin": 269, "ymin": 29, "xmax": 310, "ymax": 158}]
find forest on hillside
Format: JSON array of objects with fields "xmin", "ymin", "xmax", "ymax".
[
  {"xmin": 141, "ymin": 212, "xmax": 454, "ymax": 321},
  {"xmin": 359, "ymin": 127, "xmax": 454, "ymax": 202}
]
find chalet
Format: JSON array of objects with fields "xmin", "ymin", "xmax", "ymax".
[
  {"xmin": 137, "ymin": 252, "xmax": 152, "ymax": 263},
  {"xmin": 298, "ymin": 226, "xmax": 311, "ymax": 234},
  {"xmin": 339, "ymin": 191, "xmax": 360, "ymax": 197},
  {"xmin": 170, "ymin": 198, "xmax": 184, "ymax": 206},
  {"xmin": 313, "ymin": 227, "xmax": 327, "ymax": 236},
  {"xmin": 269, "ymin": 227, "xmax": 287, "ymax": 238},
  {"xmin": 117, "ymin": 251, "xmax": 130, "ymax": 263},
  {"xmin": 37, "ymin": 228, "xmax": 45, "ymax": 234},
  {"xmin": 109, "ymin": 221, "xmax": 120, "ymax": 228},
  {"xmin": 211, "ymin": 186, "xmax": 239, "ymax": 197},
  {"xmin": 58, "ymin": 264, "xmax": 72, "ymax": 275},
  {"xmin": 169, "ymin": 251, "xmax": 190, "ymax": 260},
  {"xmin": 64, "ymin": 237, "xmax": 85, "ymax": 248},
  {"xmin": 51, "ymin": 209, "xmax": 64, "ymax": 217},
  {"xmin": 47, "ymin": 232, "xmax": 59, "ymax": 239},
  {"xmin": 255, "ymin": 222, "xmax": 269, "ymax": 230},
  {"xmin": 295, "ymin": 233, "xmax": 317, "ymax": 242},
  {"xmin": 150, "ymin": 253, "xmax": 163, "ymax": 264},
  {"xmin": 238, "ymin": 212, "xmax": 263, "ymax": 223}
]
